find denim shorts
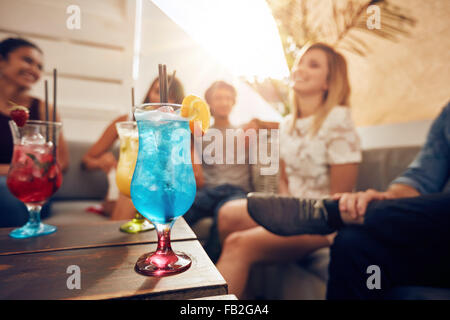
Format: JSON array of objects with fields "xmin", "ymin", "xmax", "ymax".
[{"xmin": 183, "ymin": 183, "xmax": 248, "ymax": 227}]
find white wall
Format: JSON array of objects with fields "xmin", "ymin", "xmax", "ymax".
[
  {"xmin": 0, "ymin": 0, "xmax": 135, "ymax": 142},
  {"xmin": 346, "ymin": 0, "xmax": 450, "ymax": 127},
  {"xmin": 357, "ymin": 120, "xmax": 432, "ymax": 150}
]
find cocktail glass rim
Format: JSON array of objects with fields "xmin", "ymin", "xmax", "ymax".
[
  {"xmin": 135, "ymin": 102, "xmax": 182, "ymax": 111},
  {"xmin": 9, "ymin": 119, "xmax": 62, "ymax": 127},
  {"xmin": 115, "ymin": 121, "xmax": 137, "ymax": 130}
]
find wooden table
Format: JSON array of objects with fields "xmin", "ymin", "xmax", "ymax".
[
  {"xmin": 0, "ymin": 218, "xmax": 228, "ymax": 300},
  {"xmin": 193, "ymin": 294, "xmax": 238, "ymax": 300},
  {"xmin": 0, "ymin": 219, "xmax": 196, "ymax": 256}
]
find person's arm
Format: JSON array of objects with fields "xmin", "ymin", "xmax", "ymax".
[
  {"xmin": 0, "ymin": 164, "xmax": 9, "ymax": 176},
  {"xmin": 389, "ymin": 103, "xmax": 450, "ymax": 194},
  {"xmin": 384, "ymin": 183, "xmax": 420, "ymax": 198},
  {"xmin": 336, "ymin": 103, "xmax": 450, "ymax": 219},
  {"xmin": 329, "ymin": 163, "xmax": 359, "ymax": 195},
  {"xmin": 55, "ymin": 112, "xmax": 69, "ymax": 173},
  {"xmin": 191, "ymin": 138, "xmax": 204, "ymax": 188},
  {"xmin": 242, "ymin": 118, "xmax": 279, "ymax": 131},
  {"xmin": 82, "ymin": 115, "xmax": 126, "ymax": 173},
  {"xmin": 278, "ymin": 159, "xmax": 290, "ymax": 195},
  {"xmin": 334, "ymin": 184, "xmax": 420, "ymax": 221}
]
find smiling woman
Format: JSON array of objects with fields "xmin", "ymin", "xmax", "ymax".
[
  {"xmin": 0, "ymin": 37, "xmax": 69, "ymax": 228},
  {"xmin": 0, "ymin": 38, "xmax": 43, "ymax": 89}
]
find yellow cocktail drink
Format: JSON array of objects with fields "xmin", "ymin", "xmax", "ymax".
[
  {"xmin": 115, "ymin": 121, "xmax": 154, "ymax": 233},
  {"xmin": 116, "ymin": 126, "xmax": 139, "ymax": 197}
]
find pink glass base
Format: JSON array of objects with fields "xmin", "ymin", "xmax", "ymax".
[{"xmin": 135, "ymin": 250, "xmax": 192, "ymax": 277}]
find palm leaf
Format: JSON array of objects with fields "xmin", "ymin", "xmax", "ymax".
[{"xmin": 266, "ymin": 0, "xmax": 416, "ymax": 61}]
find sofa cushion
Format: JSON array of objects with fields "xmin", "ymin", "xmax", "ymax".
[
  {"xmin": 53, "ymin": 140, "xmax": 118, "ymax": 201},
  {"xmin": 356, "ymin": 146, "xmax": 421, "ymax": 191},
  {"xmin": 44, "ymin": 200, "xmax": 108, "ymax": 225},
  {"xmin": 298, "ymin": 247, "xmax": 330, "ymax": 282}
]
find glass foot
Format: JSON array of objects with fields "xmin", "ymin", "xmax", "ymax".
[
  {"xmin": 120, "ymin": 218, "xmax": 154, "ymax": 234},
  {"xmin": 9, "ymin": 222, "xmax": 57, "ymax": 239},
  {"xmin": 135, "ymin": 250, "xmax": 192, "ymax": 277}
]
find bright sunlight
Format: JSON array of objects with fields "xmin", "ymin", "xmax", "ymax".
[{"xmin": 151, "ymin": 0, "xmax": 290, "ymax": 80}]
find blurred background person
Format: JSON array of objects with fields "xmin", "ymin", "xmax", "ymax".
[
  {"xmin": 0, "ymin": 37, "xmax": 69, "ymax": 227},
  {"xmin": 215, "ymin": 43, "xmax": 362, "ymax": 298},
  {"xmin": 184, "ymin": 81, "xmax": 253, "ymax": 239},
  {"xmin": 184, "ymin": 80, "xmax": 280, "ymax": 260}
]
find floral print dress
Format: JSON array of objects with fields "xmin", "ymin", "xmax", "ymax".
[{"xmin": 279, "ymin": 106, "xmax": 362, "ymax": 199}]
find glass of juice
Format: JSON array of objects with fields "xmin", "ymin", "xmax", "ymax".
[
  {"xmin": 131, "ymin": 103, "xmax": 196, "ymax": 276},
  {"xmin": 7, "ymin": 120, "xmax": 63, "ymax": 239},
  {"xmin": 115, "ymin": 121, "xmax": 154, "ymax": 233}
]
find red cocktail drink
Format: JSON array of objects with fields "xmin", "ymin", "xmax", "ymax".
[{"xmin": 7, "ymin": 144, "xmax": 62, "ymax": 204}]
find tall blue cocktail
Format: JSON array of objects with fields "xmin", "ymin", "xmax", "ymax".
[{"xmin": 131, "ymin": 103, "xmax": 196, "ymax": 276}]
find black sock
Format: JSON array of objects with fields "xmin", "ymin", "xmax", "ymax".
[{"xmin": 324, "ymin": 199, "xmax": 344, "ymax": 230}]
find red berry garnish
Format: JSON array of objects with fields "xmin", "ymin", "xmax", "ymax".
[{"xmin": 10, "ymin": 106, "xmax": 29, "ymax": 127}]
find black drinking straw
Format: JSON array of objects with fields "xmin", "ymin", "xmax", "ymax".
[
  {"xmin": 131, "ymin": 87, "xmax": 136, "ymax": 121},
  {"xmin": 52, "ymin": 69, "xmax": 57, "ymax": 157},
  {"xmin": 158, "ymin": 64, "xmax": 164, "ymax": 105},
  {"xmin": 162, "ymin": 65, "xmax": 168, "ymax": 103},
  {"xmin": 53, "ymin": 69, "xmax": 57, "ymax": 123},
  {"xmin": 158, "ymin": 64, "xmax": 169, "ymax": 105},
  {"xmin": 44, "ymin": 80, "xmax": 49, "ymax": 141}
]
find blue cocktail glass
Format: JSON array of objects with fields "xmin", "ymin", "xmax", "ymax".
[{"xmin": 131, "ymin": 103, "xmax": 196, "ymax": 276}]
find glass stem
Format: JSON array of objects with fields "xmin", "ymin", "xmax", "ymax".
[
  {"xmin": 135, "ymin": 211, "xmax": 144, "ymax": 219},
  {"xmin": 155, "ymin": 222, "xmax": 175, "ymax": 255},
  {"xmin": 25, "ymin": 204, "xmax": 42, "ymax": 228}
]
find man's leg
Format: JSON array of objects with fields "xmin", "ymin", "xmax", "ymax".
[
  {"xmin": 329, "ymin": 193, "xmax": 450, "ymax": 247},
  {"xmin": 327, "ymin": 226, "xmax": 387, "ymax": 299},
  {"xmin": 248, "ymin": 192, "xmax": 450, "ymax": 239},
  {"xmin": 327, "ymin": 225, "xmax": 450, "ymax": 299}
]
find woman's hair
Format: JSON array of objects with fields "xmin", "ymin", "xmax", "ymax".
[
  {"xmin": 290, "ymin": 42, "xmax": 350, "ymax": 136},
  {"xmin": 142, "ymin": 75, "xmax": 185, "ymax": 104},
  {"xmin": 204, "ymin": 80, "xmax": 237, "ymax": 105},
  {"xmin": 0, "ymin": 37, "xmax": 43, "ymax": 60}
]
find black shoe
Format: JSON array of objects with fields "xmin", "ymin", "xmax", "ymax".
[{"xmin": 247, "ymin": 192, "xmax": 337, "ymax": 236}]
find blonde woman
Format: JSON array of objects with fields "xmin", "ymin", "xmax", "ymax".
[{"xmin": 215, "ymin": 43, "xmax": 362, "ymax": 299}]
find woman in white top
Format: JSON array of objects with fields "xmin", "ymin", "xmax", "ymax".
[{"xmin": 215, "ymin": 43, "xmax": 362, "ymax": 299}]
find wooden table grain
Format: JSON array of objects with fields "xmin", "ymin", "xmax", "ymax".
[
  {"xmin": 0, "ymin": 240, "xmax": 228, "ymax": 300},
  {"xmin": 0, "ymin": 218, "xmax": 197, "ymax": 256},
  {"xmin": 193, "ymin": 294, "xmax": 238, "ymax": 300}
]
